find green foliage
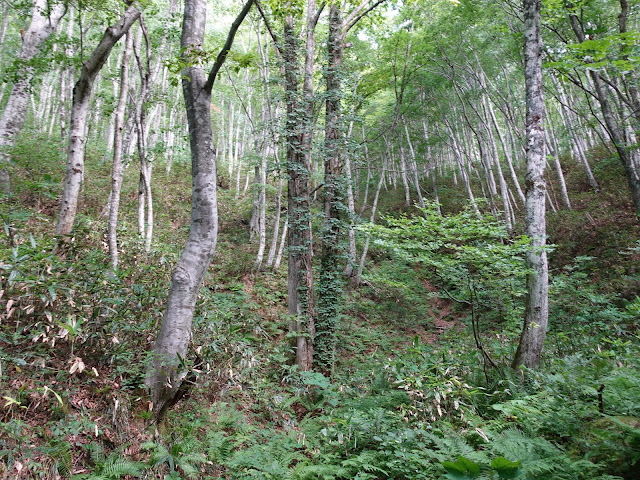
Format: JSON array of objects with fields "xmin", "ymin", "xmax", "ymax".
[
  {"xmin": 442, "ymin": 455, "xmax": 481, "ymax": 479},
  {"xmin": 364, "ymin": 202, "xmax": 531, "ymax": 324},
  {"xmin": 142, "ymin": 434, "xmax": 207, "ymax": 479},
  {"xmin": 75, "ymin": 444, "xmax": 144, "ymax": 480},
  {"xmin": 388, "ymin": 340, "xmax": 479, "ymax": 422}
]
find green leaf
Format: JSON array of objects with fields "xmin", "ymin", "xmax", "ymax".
[
  {"xmin": 491, "ymin": 457, "xmax": 521, "ymax": 479},
  {"xmin": 443, "ymin": 456, "xmax": 481, "ymax": 478}
]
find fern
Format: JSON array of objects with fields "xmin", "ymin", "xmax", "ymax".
[
  {"xmin": 42, "ymin": 440, "xmax": 72, "ymax": 479},
  {"xmin": 227, "ymin": 431, "xmax": 306, "ymax": 478},
  {"xmin": 489, "ymin": 426, "xmax": 601, "ymax": 480},
  {"xmin": 285, "ymin": 462, "xmax": 350, "ymax": 480},
  {"xmin": 100, "ymin": 454, "xmax": 144, "ymax": 478},
  {"xmin": 142, "ymin": 436, "xmax": 206, "ymax": 479},
  {"xmin": 421, "ymin": 430, "xmax": 489, "ymax": 465},
  {"xmin": 206, "ymin": 430, "xmax": 233, "ymax": 465},
  {"xmin": 85, "ymin": 443, "xmax": 106, "ymax": 465},
  {"xmin": 341, "ymin": 450, "xmax": 389, "ymax": 476},
  {"xmin": 74, "ymin": 449, "xmax": 143, "ymax": 480}
]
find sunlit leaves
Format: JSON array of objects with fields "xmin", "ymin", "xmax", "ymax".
[{"xmin": 547, "ymin": 32, "xmax": 640, "ymax": 74}]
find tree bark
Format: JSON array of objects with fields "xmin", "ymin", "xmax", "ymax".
[
  {"xmin": 108, "ymin": 29, "xmax": 134, "ymax": 270},
  {"xmin": 316, "ymin": 3, "xmax": 344, "ymax": 374},
  {"xmin": 281, "ymin": 1, "xmax": 318, "ymax": 371},
  {"xmin": 0, "ymin": 0, "xmax": 66, "ymax": 193},
  {"xmin": 146, "ymin": 0, "xmax": 254, "ymax": 421},
  {"xmin": 56, "ymin": 4, "xmax": 141, "ymax": 235},
  {"xmin": 512, "ymin": 0, "xmax": 549, "ymax": 370}
]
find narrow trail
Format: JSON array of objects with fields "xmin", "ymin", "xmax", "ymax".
[{"xmin": 423, "ymin": 280, "xmax": 458, "ymax": 344}]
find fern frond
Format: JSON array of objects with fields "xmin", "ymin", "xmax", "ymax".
[
  {"xmin": 43, "ymin": 440, "xmax": 72, "ymax": 478},
  {"xmin": 341, "ymin": 451, "xmax": 389, "ymax": 475},
  {"xmin": 101, "ymin": 453, "xmax": 144, "ymax": 478},
  {"xmin": 288, "ymin": 462, "xmax": 350, "ymax": 480},
  {"xmin": 206, "ymin": 431, "xmax": 233, "ymax": 464},
  {"xmin": 85, "ymin": 442, "xmax": 106, "ymax": 465}
]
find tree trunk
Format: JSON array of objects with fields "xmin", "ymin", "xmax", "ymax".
[
  {"xmin": 0, "ymin": 0, "xmax": 66, "ymax": 193},
  {"xmin": 422, "ymin": 119, "xmax": 442, "ymax": 214},
  {"xmin": 266, "ymin": 174, "xmax": 283, "ymax": 268},
  {"xmin": 107, "ymin": 29, "xmax": 134, "ymax": 270},
  {"xmin": 356, "ymin": 166, "xmax": 385, "ymax": 284},
  {"xmin": 343, "ymin": 117, "xmax": 358, "ymax": 278},
  {"xmin": 551, "ymin": 74, "xmax": 600, "ymax": 193},
  {"xmin": 254, "ymin": 143, "xmax": 268, "ymax": 270},
  {"xmin": 56, "ymin": 4, "xmax": 141, "ymax": 235},
  {"xmin": 444, "ymin": 118, "xmax": 481, "ymax": 216},
  {"xmin": 512, "ymin": 0, "xmax": 549, "ymax": 370},
  {"xmin": 282, "ymin": 2, "xmax": 318, "ymax": 371},
  {"xmin": 403, "ymin": 117, "xmax": 426, "ymax": 211},
  {"xmin": 146, "ymin": 0, "xmax": 254, "ymax": 421},
  {"xmin": 545, "ymin": 132, "xmax": 572, "ymax": 210},
  {"xmin": 274, "ymin": 220, "xmax": 288, "ymax": 271},
  {"xmin": 316, "ymin": 4, "xmax": 344, "ymax": 374},
  {"xmin": 132, "ymin": 20, "xmax": 154, "ymax": 252}
]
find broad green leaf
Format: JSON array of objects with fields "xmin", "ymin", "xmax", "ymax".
[{"xmin": 491, "ymin": 457, "xmax": 521, "ymax": 479}]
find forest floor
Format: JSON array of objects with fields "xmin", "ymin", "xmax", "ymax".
[{"xmin": 1, "ymin": 143, "xmax": 640, "ymax": 479}]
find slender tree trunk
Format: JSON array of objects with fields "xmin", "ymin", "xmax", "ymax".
[
  {"xmin": 282, "ymin": 1, "xmax": 318, "ymax": 371},
  {"xmin": 227, "ymin": 103, "xmax": 235, "ymax": 181},
  {"xmin": 356, "ymin": 167, "xmax": 385, "ymax": 284},
  {"xmin": 512, "ymin": 0, "xmax": 549, "ymax": 370},
  {"xmin": 545, "ymin": 133, "xmax": 572, "ymax": 210},
  {"xmin": 0, "ymin": 0, "xmax": 66, "ymax": 193},
  {"xmin": 343, "ymin": 117, "xmax": 357, "ymax": 277},
  {"xmin": 422, "ymin": 119, "xmax": 442, "ymax": 214},
  {"xmin": 359, "ymin": 127, "xmax": 372, "ymax": 216},
  {"xmin": 108, "ymin": 30, "xmax": 134, "ymax": 270},
  {"xmin": 133, "ymin": 20, "xmax": 155, "ymax": 252},
  {"xmin": 403, "ymin": 117, "xmax": 426, "ymax": 211},
  {"xmin": 137, "ymin": 174, "xmax": 146, "ymax": 235},
  {"xmin": 0, "ymin": 4, "xmax": 9, "ymax": 51},
  {"xmin": 56, "ymin": 4, "xmax": 141, "ymax": 235},
  {"xmin": 235, "ymin": 115, "xmax": 245, "ymax": 197},
  {"xmin": 399, "ymin": 142, "xmax": 411, "ymax": 207},
  {"xmin": 254, "ymin": 143, "xmax": 268, "ymax": 270},
  {"xmin": 274, "ymin": 220, "xmax": 288, "ymax": 270},
  {"xmin": 316, "ymin": 4, "xmax": 344, "ymax": 374},
  {"xmin": 445, "ymin": 118, "xmax": 481, "ymax": 215},
  {"xmin": 552, "ymin": 74, "xmax": 601, "ymax": 192},
  {"xmin": 266, "ymin": 168, "xmax": 283, "ymax": 268},
  {"xmin": 482, "ymin": 97, "xmax": 513, "ymax": 231},
  {"xmin": 165, "ymin": 101, "xmax": 177, "ymax": 172}
]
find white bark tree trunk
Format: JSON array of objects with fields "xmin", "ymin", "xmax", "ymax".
[
  {"xmin": 146, "ymin": 0, "xmax": 255, "ymax": 421},
  {"xmin": 513, "ymin": 0, "xmax": 549, "ymax": 369},
  {"xmin": 254, "ymin": 144, "xmax": 268, "ymax": 270},
  {"xmin": 356, "ymin": 167, "xmax": 385, "ymax": 284},
  {"xmin": 274, "ymin": 220, "xmax": 287, "ymax": 270},
  {"xmin": 108, "ymin": 29, "xmax": 134, "ymax": 270},
  {"xmin": 56, "ymin": 4, "xmax": 141, "ymax": 235},
  {"xmin": 0, "ymin": 0, "xmax": 66, "ymax": 193}
]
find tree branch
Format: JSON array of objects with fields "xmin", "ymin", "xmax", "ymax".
[
  {"xmin": 343, "ymin": 0, "xmax": 386, "ymax": 35},
  {"xmin": 255, "ymin": 0, "xmax": 279, "ymax": 47},
  {"xmin": 203, "ymin": 0, "xmax": 255, "ymax": 94}
]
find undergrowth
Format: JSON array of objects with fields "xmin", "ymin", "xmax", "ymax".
[{"xmin": 1, "ymin": 137, "xmax": 639, "ymax": 479}]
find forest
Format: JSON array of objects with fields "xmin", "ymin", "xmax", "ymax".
[{"xmin": 0, "ymin": 0, "xmax": 639, "ymax": 478}]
